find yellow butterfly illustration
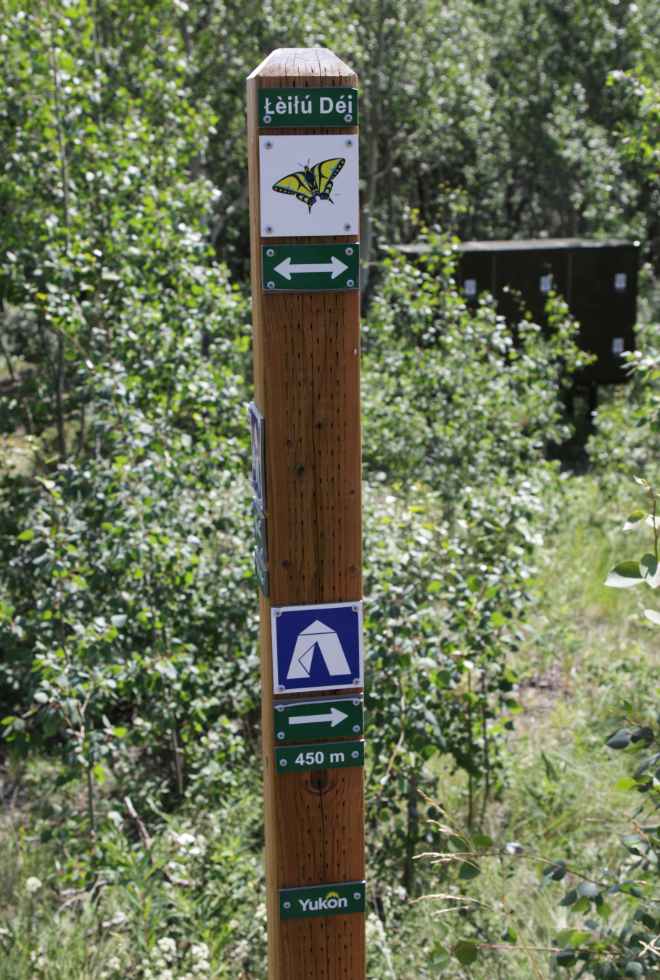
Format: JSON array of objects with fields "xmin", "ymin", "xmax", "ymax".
[{"xmin": 272, "ymin": 158, "xmax": 345, "ymax": 214}]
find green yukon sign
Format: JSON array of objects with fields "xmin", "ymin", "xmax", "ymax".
[
  {"xmin": 258, "ymin": 88, "xmax": 357, "ymax": 128},
  {"xmin": 275, "ymin": 739, "xmax": 364, "ymax": 773},
  {"xmin": 274, "ymin": 696, "xmax": 363, "ymax": 742},
  {"xmin": 262, "ymin": 243, "xmax": 359, "ymax": 293},
  {"xmin": 279, "ymin": 880, "xmax": 366, "ymax": 920}
]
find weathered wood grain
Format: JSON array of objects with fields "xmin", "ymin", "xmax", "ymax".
[{"xmin": 247, "ymin": 48, "xmax": 365, "ymax": 980}]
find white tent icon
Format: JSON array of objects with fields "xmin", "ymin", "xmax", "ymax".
[{"xmin": 286, "ymin": 620, "xmax": 351, "ymax": 679}]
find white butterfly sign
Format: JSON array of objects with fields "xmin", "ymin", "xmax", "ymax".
[{"xmin": 259, "ymin": 134, "xmax": 359, "ymax": 239}]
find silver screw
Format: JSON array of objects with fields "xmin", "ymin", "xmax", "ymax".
[
  {"xmin": 353, "ymin": 699, "xmax": 361, "ymax": 706},
  {"xmin": 276, "ymin": 705, "xmax": 284, "ymax": 712},
  {"xmin": 264, "ymin": 140, "xmax": 273, "ymax": 149},
  {"xmin": 275, "ymin": 610, "xmax": 282, "ymax": 617},
  {"xmin": 266, "ymin": 248, "xmax": 275, "ymax": 257},
  {"xmin": 283, "ymin": 901, "xmax": 291, "ymax": 909},
  {"xmin": 280, "ymin": 758, "xmax": 287, "ymax": 766},
  {"xmin": 353, "ymin": 892, "xmax": 361, "ymax": 900},
  {"xmin": 345, "ymin": 114, "xmax": 353, "ymax": 122},
  {"xmin": 351, "ymin": 750, "xmax": 359, "ymax": 759},
  {"xmin": 267, "ymin": 281, "xmax": 275, "ymax": 289},
  {"xmin": 352, "ymin": 678, "xmax": 359, "ymax": 685},
  {"xmin": 345, "ymin": 247, "xmax": 353, "ymax": 255},
  {"xmin": 278, "ymin": 684, "xmax": 285, "ymax": 692},
  {"xmin": 343, "ymin": 223, "xmax": 352, "ymax": 231},
  {"xmin": 264, "ymin": 115, "xmax": 272, "ymax": 124},
  {"xmin": 265, "ymin": 226, "xmax": 273, "ymax": 234},
  {"xmin": 352, "ymin": 605, "xmax": 359, "ymax": 612},
  {"xmin": 353, "ymin": 725, "xmax": 360, "ymax": 732},
  {"xmin": 277, "ymin": 732, "xmax": 284, "ymax": 739},
  {"xmin": 346, "ymin": 279, "xmax": 355, "ymax": 287},
  {"xmin": 345, "ymin": 138, "xmax": 354, "ymax": 147}
]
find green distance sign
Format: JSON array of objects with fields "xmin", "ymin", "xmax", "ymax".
[
  {"xmin": 262, "ymin": 243, "xmax": 359, "ymax": 293},
  {"xmin": 279, "ymin": 880, "xmax": 366, "ymax": 921},
  {"xmin": 275, "ymin": 739, "xmax": 364, "ymax": 773},
  {"xmin": 274, "ymin": 696, "xmax": 363, "ymax": 742},
  {"xmin": 259, "ymin": 88, "xmax": 357, "ymax": 128}
]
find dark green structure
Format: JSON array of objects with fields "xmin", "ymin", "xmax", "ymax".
[{"xmin": 397, "ymin": 238, "xmax": 639, "ymax": 385}]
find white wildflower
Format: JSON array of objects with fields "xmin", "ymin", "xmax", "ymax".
[
  {"xmin": 191, "ymin": 943, "xmax": 209, "ymax": 961},
  {"xmin": 25, "ymin": 877, "xmax": 42, "ymax": 893},
  {"xmin": 254, "ymin": 903, "xmax": 267, "ymax": 921},
  {"xmin": 157, "ymin": 970, "xmax": 175, "ymax": 980},
  {"xmin": 176, "ymin": 832, "xmax": 195, "ymax": 847},
  {"xmin": 107, "ymin": 956, "xmax": 121, "ymax": 970}
]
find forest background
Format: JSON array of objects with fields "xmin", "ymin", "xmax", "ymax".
[{"xmin": 3, "ymin": 1, "xmax": 660, "ymax": 979}]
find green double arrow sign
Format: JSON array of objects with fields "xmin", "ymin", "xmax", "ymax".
[{"xmin": 262, "ymin": 243, "xmax": 359, "ymax": 293}]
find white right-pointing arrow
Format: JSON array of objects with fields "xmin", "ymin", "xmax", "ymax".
[
  {"xmin": 274, "ymin": 255, "xmax": 348, "ymax": 281},
  {"xmin": 289, "ymin": 707, "xmax": 349, "ymax": 728}
]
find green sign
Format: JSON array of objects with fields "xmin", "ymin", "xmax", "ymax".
[
  {"xmin": 254, "ymin": 548, "xmax": 268, "ymax": 598},
  {"xmin": 274, "ymin": 696, "xmax": 363, "ymax": 742},
  {"xmin": 275, "ymin": 739, "xmax": 364, "ymax": 773},
  {"xmin": 258, "ymin": 88, "xmax": 357, "ymax": 128},
  {"xmin": 279, "ymin": 880, "xmax": 366, "ymax": 921},
  {"xmin": 262, "ymin": 243, "xmax": 359, "ymax": 293},
  {"xmin": 252, "ymin": 498, "xmax": 267, "ymax": 561}
]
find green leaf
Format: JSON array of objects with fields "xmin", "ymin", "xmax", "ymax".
[
  {"xmin": 17, "ymin": 530, "xmax": 35, "ymax": 541},
  {"xmin": 605, "ymin": 729, "xmax": 631, "ymax": 749},
  {"xmin": 573, "ymin": 896, "xmax": 590, "ymax": 912},
  {"xmin": 623, "ymin": 510, "xmax": 647, "ymax": 530},
  {"xmin": 556, "ymin": 949, "xmax": 576, "ymax": 968},
  {"xmin": 604, "ymin": 561, "xmax": 644, "ymax": 588},
  {"xmin": 644, "ymin": 609, "xmax": 660, "ymax": 626},
  {"xmin": 640, "ymin": 553, "xmax": 660, "ymax": 588},
  {"xmin": 453, "ymin": 941, "xmax": 478, "ymax": 966},
  {"xmin": 472, "ymin": 834, "xmax": 494, "ymax": 848},
  {"xmin": 458, "ymin": 861, "xmax": 481, "ymax": 880},
  {"xmin": 558, "ymin": 889, "xmax": 577, "ymax": 906},
  {"xmin": 112, "ymin": 727, "xmax": 128, "ymax": 738},
  {"xmin": 614, "ymin": 777, "xmax": 638, "ymax": 791},
  {"xmin": 576, "ymin": 881, "xmax": 600, "ymax": 899}
]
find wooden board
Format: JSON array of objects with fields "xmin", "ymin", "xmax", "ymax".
[{"xmin": 247, "ymin": 48, "xmax": 365, "ymax": 980}]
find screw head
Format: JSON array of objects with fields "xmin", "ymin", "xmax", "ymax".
[
  {"xmin": 277, "ymin": 732, "xmax": 284, "ymax": 740},
  {"xmin": 353, "ymin": 699, "xmax": 361, "ymax": 706},
  {"xmin": 279, "ymin": 758, "xmax": 287, "ymax": 766},
  {"xmin": 275, "ymin": 610, "xmax": 282, "ymax": 617},
  {"xmin": 353, "ymin": 891, "xmax": 361, "ymax": 900},
  {"xmin": 351, "ymin": 750, "xmax": 359, "ymax": 759},
  {"xmin": 345, "ymin": 138, "xmax": 354, "ymax": 147},
  {"xmin": 283, "ymin": 901, "xmax": 291, "ymax": 909},
  {"xmin": 353, "ymin": 725, "xmax": 360, "ymax": 733},
  {"xmin": 345, "ymin": 247, "xmax": 353, "ymax": 255},
  {"xmin": 352, "ymin": 605, "xmax": 359, "ymax": 612},
  {"xmin": 267, "ymin": 281, "xmax": 275, "ymax": 289},
  {"xmin": 266, "ymin": 248, "xmax": 275, "ymax": 257},
  {"xmin": 346, "ymin": 279, "xmax": 355, "ymax": 288},
  {"xmin": 352, "ymin": 678, "xmax": 359, "ymax": 685},
  {"xmin": 278, "ymin": 684, "xmax": 285, "ymax": 692},
  {"xmin": 264, "ymin": 140, "xmax": 273, "ymax": 149},
  {"xmin": 343, "ymin": 223, "xmax": 352, "ymax": 231},
  {"xmin": 276, "ymin": 705, "xmax": 284, "ymax": 712},
  {"xmin": 345, "ymin": 113, "xmax": 353, "ymax": 122},
  {"xmin": 265, "ymin": 226, "xmax": 273, "ymax": 234},
  {"xmin": 263, "ymin": 114, "xmax": 272, "ymax": 124}
]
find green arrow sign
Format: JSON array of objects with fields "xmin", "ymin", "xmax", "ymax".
[
  {"xmin": 274, "ymin": 696, "xmax": 363, "ymax": 742},
  {"xmin": 258, "ymin": 88, "xmax": 358, "ymax": 128},
  {"xmin": 262, "ymin": 243, "xmax": 359, "ymax": 293},
  {"xmin": 279, "ymin": 880, "xmax": 366, "ymax": 921},
  {"xmin": 275, "ymin": 739, "xmax": 364, "ymax": 773}
]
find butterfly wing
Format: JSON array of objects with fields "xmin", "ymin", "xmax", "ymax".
[
  {"xmin": 311, "ymin": 158, "xmax": 345, "ymax": 199},
  {"xmin": 273, "ymin": 171, "xmax": 316, "ymax": 209}
]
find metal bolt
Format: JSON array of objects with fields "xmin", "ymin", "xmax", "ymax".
[
  {"xmin": 345, "ymin": 138, "xmax": 354, "ymax": 147},
  {"xmin": 280, "ymin": 758, "xmax": 287, "ymax": 766},
  {"xmin": 353, "ymin": 699, "xmax": 361, "ymax": 706},
  {"xmin": 267, "ymin": 281, "xmax": 275, "ymax": 289},
  {"xmin": 343, "ymin": 223, "xmax": 352, "ymax": 231},
  {"xmin": 351, "ymin": 751, "xmax": 359, "ymax": 759},
  {"xmin": 263, "ymin": 114, "xmax": 272, "ymax": 124},
  {"xmin": 345, "ymin": 113, "xmax": 353, "ymax": 122},
  {"xmin": 353, "ymin": 892, "xmax": 361, "ymax": 900},
  {"xmin": 264, "ymin": 140, "xmax": 273, "ymax": 149},
  {"xmin": 275, "ymin": 609, "xmax": 282, "ymax": 617},
  {"xmin": 283, "ymin": 901, "xmax": 291, "ymax": 909},
  {"xmin": 353, "ymin": 725, "xmax": 360, "ymax": 733},
  {"xmin": 265, "ymin": 226, "xmax": 273, "ymax": 234},
  {"xmin": 352, "ymin": 678, "xmax": 359, "ymax": 685},
  {"xmin": 276, "ymin": 705, "xmax": 284, "ymax": 712},
  {"xmin": 346, "ymin": 279, "xmax": 355, "ymax": 288},
  {"xmin": 278, "ymin": 684, "xmax": 285, "ymax": 692},
  {"xmin": 277, "ymin": 732, "xmax": 284, "ymax": 739},
  {"xmin": 352, "ymin": 605, "xmax": 359, "ymax": 612},
  {"xmin": 266, "ymin": 248, "xmax": 275, "ymax": 257},
  {"xmin": 345, "ymin": 247, "xmax": 353, "ymax": 255}
]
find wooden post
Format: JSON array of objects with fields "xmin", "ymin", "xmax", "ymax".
[{"xmin": 246, "ymin": 49, "xmax": 365, "ymax": 980}]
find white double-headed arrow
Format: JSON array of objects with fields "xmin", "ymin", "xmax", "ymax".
[
  {"xmin": 289, "ymin": 707, "xmax": 348, "ymax": 728},
  {"xmin": 275, "ymin": 255, "xmax": 348, "ymax": 281}
]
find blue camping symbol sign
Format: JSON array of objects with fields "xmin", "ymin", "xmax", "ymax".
[{"xmin": 271, "ymin": 601, "xmax": 364, "ymax": 694}]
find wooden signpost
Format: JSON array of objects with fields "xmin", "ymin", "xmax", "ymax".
[{"xmin": 246, "ymin": 48, "xmax": 365, "ymax": 980}]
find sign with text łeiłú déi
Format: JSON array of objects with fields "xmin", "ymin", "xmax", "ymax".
[
  {"xmin": 259, "ymin": 134, "xmax": 359, "ymax": 239},
  {"xmin": 279, "ymin": 880, "xmax": 366, "ymax": 921},
  {"xmin": 262, "ymin": 242, "xmax": 358, "ymax": 293},
  {"xmin": 275, "ymin": 739, "xmax": 364, "ymax": 773},
  {"xmin": 258, "ymin": 88, "xmax": 357, "ymax": 128},
  {"xmin": 248, "ymin": 402, "xmax": 265, "ymax": 510},
  {"xmin": 252, "ymin": 498, "xmax": 267, "ymax": 561},
  {"xmin": 254, "ymin": 548, "xmax": 268, "ymax": 598},
  {"xmin": 271, "ymin": 601, "xmax": 364, "ymax": 694},
  {"xmin": 274, "ymin": 695, "xmax": 363, "ymax": 742}
]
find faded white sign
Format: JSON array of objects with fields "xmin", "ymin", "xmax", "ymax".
[{"xmin": 259, "ymin": 134, "xmax": 359, "ymax": 239}]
